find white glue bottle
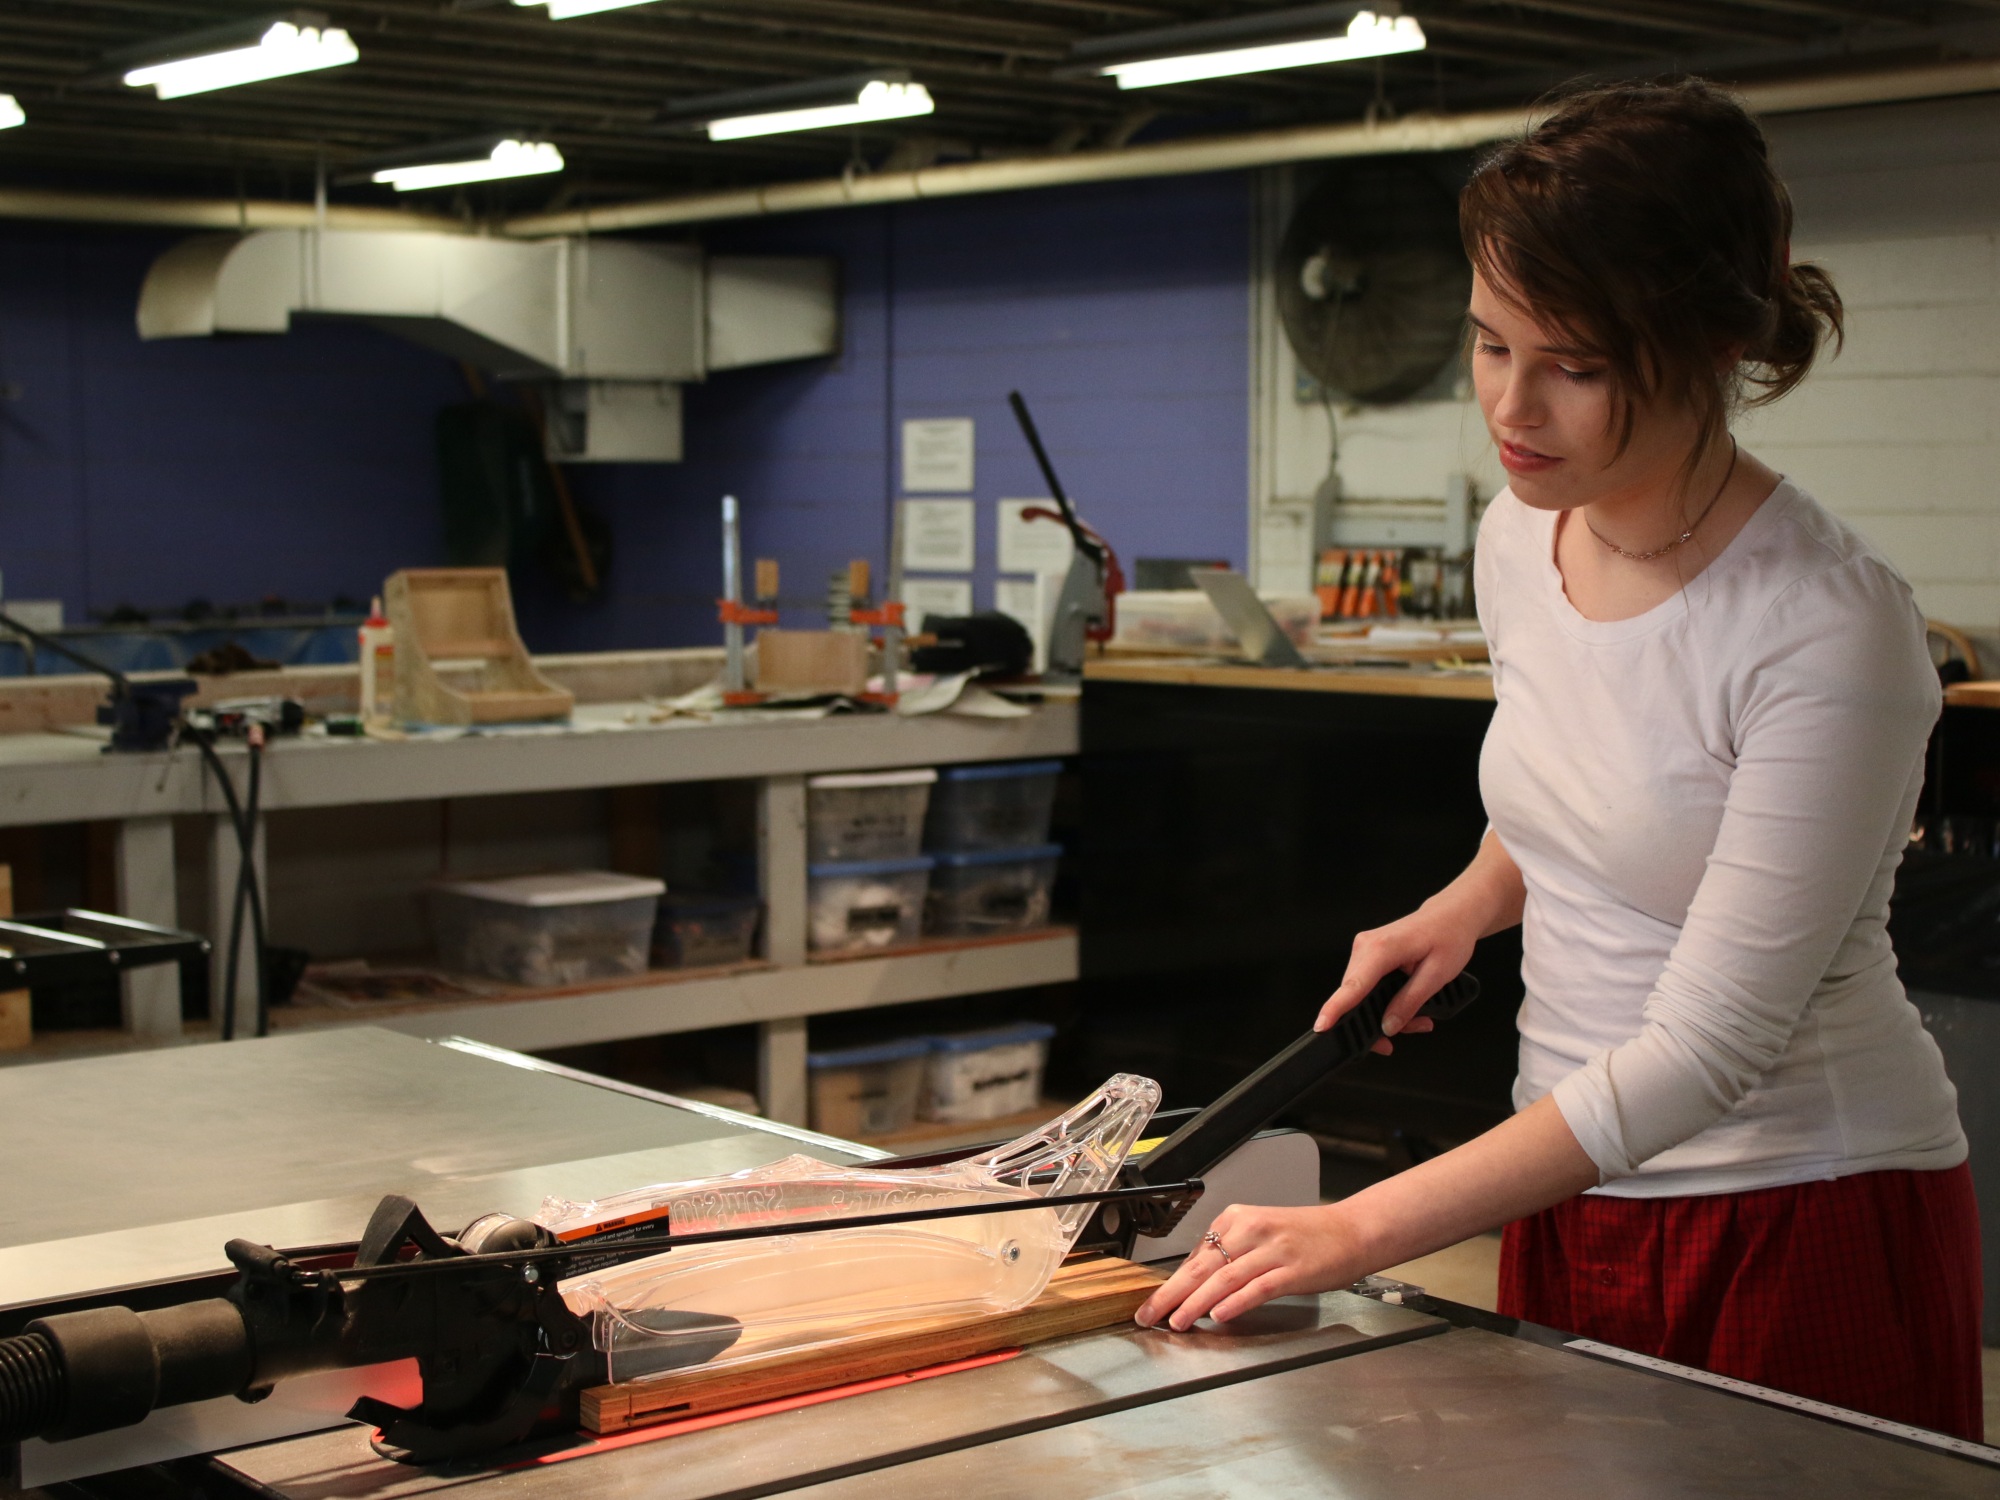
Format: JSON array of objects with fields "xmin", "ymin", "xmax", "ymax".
[{"xmin": 358, "ymin": 597, "xmax": 395, "ymax": 725}]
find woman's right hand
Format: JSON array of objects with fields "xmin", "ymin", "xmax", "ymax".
[
  {"xmin": 1317, "ymin": 831, "xmax": 1525, "ymax": 1053},
  {"xmin": 1315, "ymin": 908, "xmax": 1478, "ymax": 1054}
]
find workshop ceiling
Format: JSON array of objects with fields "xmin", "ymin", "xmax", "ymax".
[{"xmin": 4, "ymin": 2, "xmax": 2000, "ymax": 216}]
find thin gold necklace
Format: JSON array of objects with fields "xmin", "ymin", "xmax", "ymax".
[{"xmin": 1585, "ymin": 440, "xmax": 1738, "ymax": 563}]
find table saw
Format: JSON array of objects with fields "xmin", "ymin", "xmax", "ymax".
[{"xmin": 4, "ymin": 1028, "xmax": 1995, "ymax": 1499}]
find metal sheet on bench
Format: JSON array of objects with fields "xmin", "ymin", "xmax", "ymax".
[
  {"xmin": 789, "ymin": 1326, "xmax": 2000, "ymax": 1500},
  {"xmin": 213, "ymin": 1292, "xmax": 1442, "ymax": 1500},
  {"xmin": 2, "ymin": 1028, "xmax": 861, "ymax": 1310}
]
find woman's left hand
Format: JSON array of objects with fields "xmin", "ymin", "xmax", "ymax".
[{"xmin": 1133, "ymin": 1202, "xmax": 1369, "ymax": 1331}]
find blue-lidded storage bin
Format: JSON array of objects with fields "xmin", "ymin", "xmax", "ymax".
[
  {"xmin": 808, "ymin": 769, "xmax": 936, "ymax": 863},
  {"xmin": 923, "ymin": 1021, "xmax": 1058, "ymax": 1123},
  {"xmin": 808, "ymin": 1036, "xmax": 931, "ymax": 1138},
  {"xmin": 925, "ymin": 843, "xmax": 1061, "ymax": 936},
  {"xmin": 923, "ymin": 760, "xmax": 1063, "ymax": 852},
  {"xmin": 806, "ymin": 853, "xmax": 934, "ymax": 953}
]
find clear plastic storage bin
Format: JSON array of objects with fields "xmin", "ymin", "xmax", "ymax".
[
  {"xmin": 806, "ymin": 769, "xmax": 937, "ymax": 863},
  {"xmin": 1111, "ymin": 589, "xmax": 1318, "ymax": 654},
  {"xmin": 922, "ymin": 1022, "xmax": 1057, "ymax": 1123},
  {"xmin": 808, "ymin": 1036, "xmax": 930, "ymax": 1138},
  {"xmin": 807, "ymin": 854, "xmax": 934, "ymax": 953},
  {"xmin": 652, "ymin": 892, "xmax": 762, "ymax": 969},
  {"xmin": 925, "ymin": 844, "xmax": 1061, "ymax": 936},
  {"xmin": 924, "ymin": 760, "xmax": 1063, "ymax": 852},
  {"xmin": 430, "ymin": 871, "xmax": 664, "ymax": 987}
]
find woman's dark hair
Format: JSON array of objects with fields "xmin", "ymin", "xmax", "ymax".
[{"xmin": 1460, "ymin": 77, "xmax": 1842, "ymax": 468}]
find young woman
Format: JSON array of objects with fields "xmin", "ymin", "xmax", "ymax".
[{"xmin": 1136, "ymin": 78, "xmax": 1982, "ymax": 1439}]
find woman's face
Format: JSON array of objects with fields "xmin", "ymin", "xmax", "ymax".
[{"xmin": 1469, "ymin": 267, "xmax": 1698, "ymax": 513}]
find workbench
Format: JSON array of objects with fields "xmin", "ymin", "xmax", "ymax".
[
  {"xmin": 0, "ymin": 674, "xmax": 1078, "ymax": 1127},
  {"xmin": 10, "ymin": 1029, "xmax": 1991, "ymax": 1500},
  {"xmin": 1084, "ymin": 654, "xmax": 1496, "ymax": 701}
]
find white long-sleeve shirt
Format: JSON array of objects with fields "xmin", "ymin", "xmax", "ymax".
[{"xmin": 1475, "ymin": 479, "xmax": 1966, "ymax": 1197}]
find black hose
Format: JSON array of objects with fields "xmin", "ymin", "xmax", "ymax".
[
  {"xmin": 0, "ymin": 608, "xmax": 129, "ymax": 694},
  {"xmin": 0, "ymin": 1330, "xmax": 63, "ymax": 1443},
  {"xmin": 193, "ymin": 734, "xmax": 247, "ymax": 1041},
  {"xmin": 190, "ymin": 732, "xmax": 263, "ymax": 1042},
  {"xmin": 223, "ymin": 832, "xmax": 248, "ymax": 1041},
  {"xmin": 245, "ymin": 736, "xmax": 268, "ymax": 1037}
]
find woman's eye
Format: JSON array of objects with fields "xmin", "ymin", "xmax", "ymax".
[
  {"xmin": 1475, "ymin": 340, "xmax": 1508, "ymax": 357},
  {"xmin": 1557, "ymin": 365, "xmax": 1603, "ymax": 384}
]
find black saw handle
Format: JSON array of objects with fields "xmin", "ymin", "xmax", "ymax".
[{"xmin": 1130, "ymin": 968, "xmax": 1480, "ymax": 1195}]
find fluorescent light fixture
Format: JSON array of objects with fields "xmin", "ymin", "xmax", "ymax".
[
  {"xmin": 0, "ymin": 95, "xmax": 23, "ymax": 131},
  {"xmin": 514, "ymin": 0, "xmax": 660, "ymax": 17},
  {"xmin": 121, "ymin": 15, "xmax": 358, "ymax": 100},
  {"xmin": 657, "ymin": 72, "xmax": 935, "ymax": 142},
  {"xmin": 370, "ymin": 137, "xmax": 564, "ymax": 191},
  {"xmin": 708, "ymin": 78, "xmax": 933, "ymax": 141},
  {"xmin": 1103, "ymin": 10, "xmax": 1424, "ymax": 89}
]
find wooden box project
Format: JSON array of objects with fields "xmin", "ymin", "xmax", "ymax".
[
  {"xmin": 754, "ymin": 629, "xmax": 869, "ymax": 697},
  {"xmin": 384, "ymin": 569, "xmax": 573, "ymax": 727}
]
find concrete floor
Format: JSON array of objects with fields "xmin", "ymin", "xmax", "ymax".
[
  {"xmin": 1988, "ymin": 1349, "xmax": 2000, "ymax": 1446},
  {"xmin": 1380, "ymin": 1232, "xmax": 2000, "ymax": 1446}
]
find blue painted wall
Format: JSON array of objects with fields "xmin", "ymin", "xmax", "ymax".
[
  {"xmin": 0, "ymin": 224, "xmax": 460, "ymax": 621},
  {"xmin": 0, "ymin": 172, "xmax": 1252, "ymax": 653}
]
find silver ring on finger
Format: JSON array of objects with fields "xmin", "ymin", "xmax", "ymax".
[{"xmin": 1202, "ymin": 1228, "xmax": 1232, "ymax": 1263}]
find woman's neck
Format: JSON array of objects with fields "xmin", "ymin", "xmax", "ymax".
[
  {"xmin": 1580, "ymin": 434, "xmax": 1739, "ymax": 559},
  {"xmin": 1551, "ymin": 442, "xmax": 1781, "ymax": 623}
]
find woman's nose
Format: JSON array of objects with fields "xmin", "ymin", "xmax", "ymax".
[{"xmin": 1493, "ymin": 368, "xmax": 1542, "ymax": 430}]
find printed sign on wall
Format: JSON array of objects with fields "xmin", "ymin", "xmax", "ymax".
[
  {"xmin": 901, "ymin": 499, "xmax": 976, "ymax": 573},
  {"xmin": 901, "ymin": 418, "xmax": 975, "ymax": 492}
]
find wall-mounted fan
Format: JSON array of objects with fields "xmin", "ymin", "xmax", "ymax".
[{"xmin": 1276, "ymin": 159, "xmax": 1471, "ymax": 404}]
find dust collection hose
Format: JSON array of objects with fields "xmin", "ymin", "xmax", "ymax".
[
  {"xmin": 0, "ymin": 1302, "xmax": 254, "ymax": 1444},
  {"xmin": 0, "ymin": 1330, "xmax": 62, "ymax": 1442}
]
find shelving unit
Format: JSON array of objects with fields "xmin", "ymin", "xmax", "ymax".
[
  {"xmin": 0, "ymin": 695, "xmax": 1081, "ymax": 1121},
  {"xmin": 271, "ymin": 929, "xmax": 1077, "ymax": 1068}
]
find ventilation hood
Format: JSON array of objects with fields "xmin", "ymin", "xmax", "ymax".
[{"xmin": 135, "ymin": 228, "xmax": 838, "ymax": 460}]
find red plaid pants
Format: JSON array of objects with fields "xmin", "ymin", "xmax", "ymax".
[{"xmin": 1498, "ymin": 1162, "xmax": 1984, "ymax": 1441}]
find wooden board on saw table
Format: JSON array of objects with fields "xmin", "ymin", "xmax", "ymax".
[{"xmin": 581, "ymin": 1255, "xmax": 1167, "ymax": 1435}]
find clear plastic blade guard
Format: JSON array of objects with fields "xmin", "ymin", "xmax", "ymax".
[{"xmin": 540, "ymin": 1073, "xmax": 1160, "ymax": 1383}]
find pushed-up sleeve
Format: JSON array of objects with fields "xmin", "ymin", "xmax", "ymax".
[{"xmin": 1550, "ymin": 558, "xmax": 1942, "ymax": 1179}]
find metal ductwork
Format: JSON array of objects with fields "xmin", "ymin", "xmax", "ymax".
[{"xmin": 134, "ymin": 229, "xmax": 838, "ymax": 460}]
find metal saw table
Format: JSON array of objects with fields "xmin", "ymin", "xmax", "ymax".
[
  {"xmin": 9, "ymin": 1030, "xmax": 1998, "ymax": 1500},
  {"xmin": 1, "ymin": 1027, "xmax": 877, "ymax": 1488},
  {"xmin": 205, "ymin": 1291, "xmax": 2000, "ymax": 1500}
]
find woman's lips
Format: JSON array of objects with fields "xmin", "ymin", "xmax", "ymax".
[{"xmin": 1499, "ymin": 440, "xmax": 1561, "ymax": 474}]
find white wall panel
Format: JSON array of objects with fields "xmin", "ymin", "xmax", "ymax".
[
  {"xmin": 1738, "ymin": 373, "xmax": 2000, "ymax": 447},
  {"xmin": 1838, "ymin": 511, "xmax": 2000, "ymax": 583},
  {"xmin": 1818, "ymin": 303, "xmax": 2000, "ymax": 376},
  {"xmin": 1253, "ymin": 95, "xmax": 2000, "ymax": 627},
  {"xmin": 1751, "ymin": 443, "xmax": 2000, "ymax": 516},
  {"xmin": 1803, "ymin": 234, "xmax": 1996, "ymax": 307}
]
